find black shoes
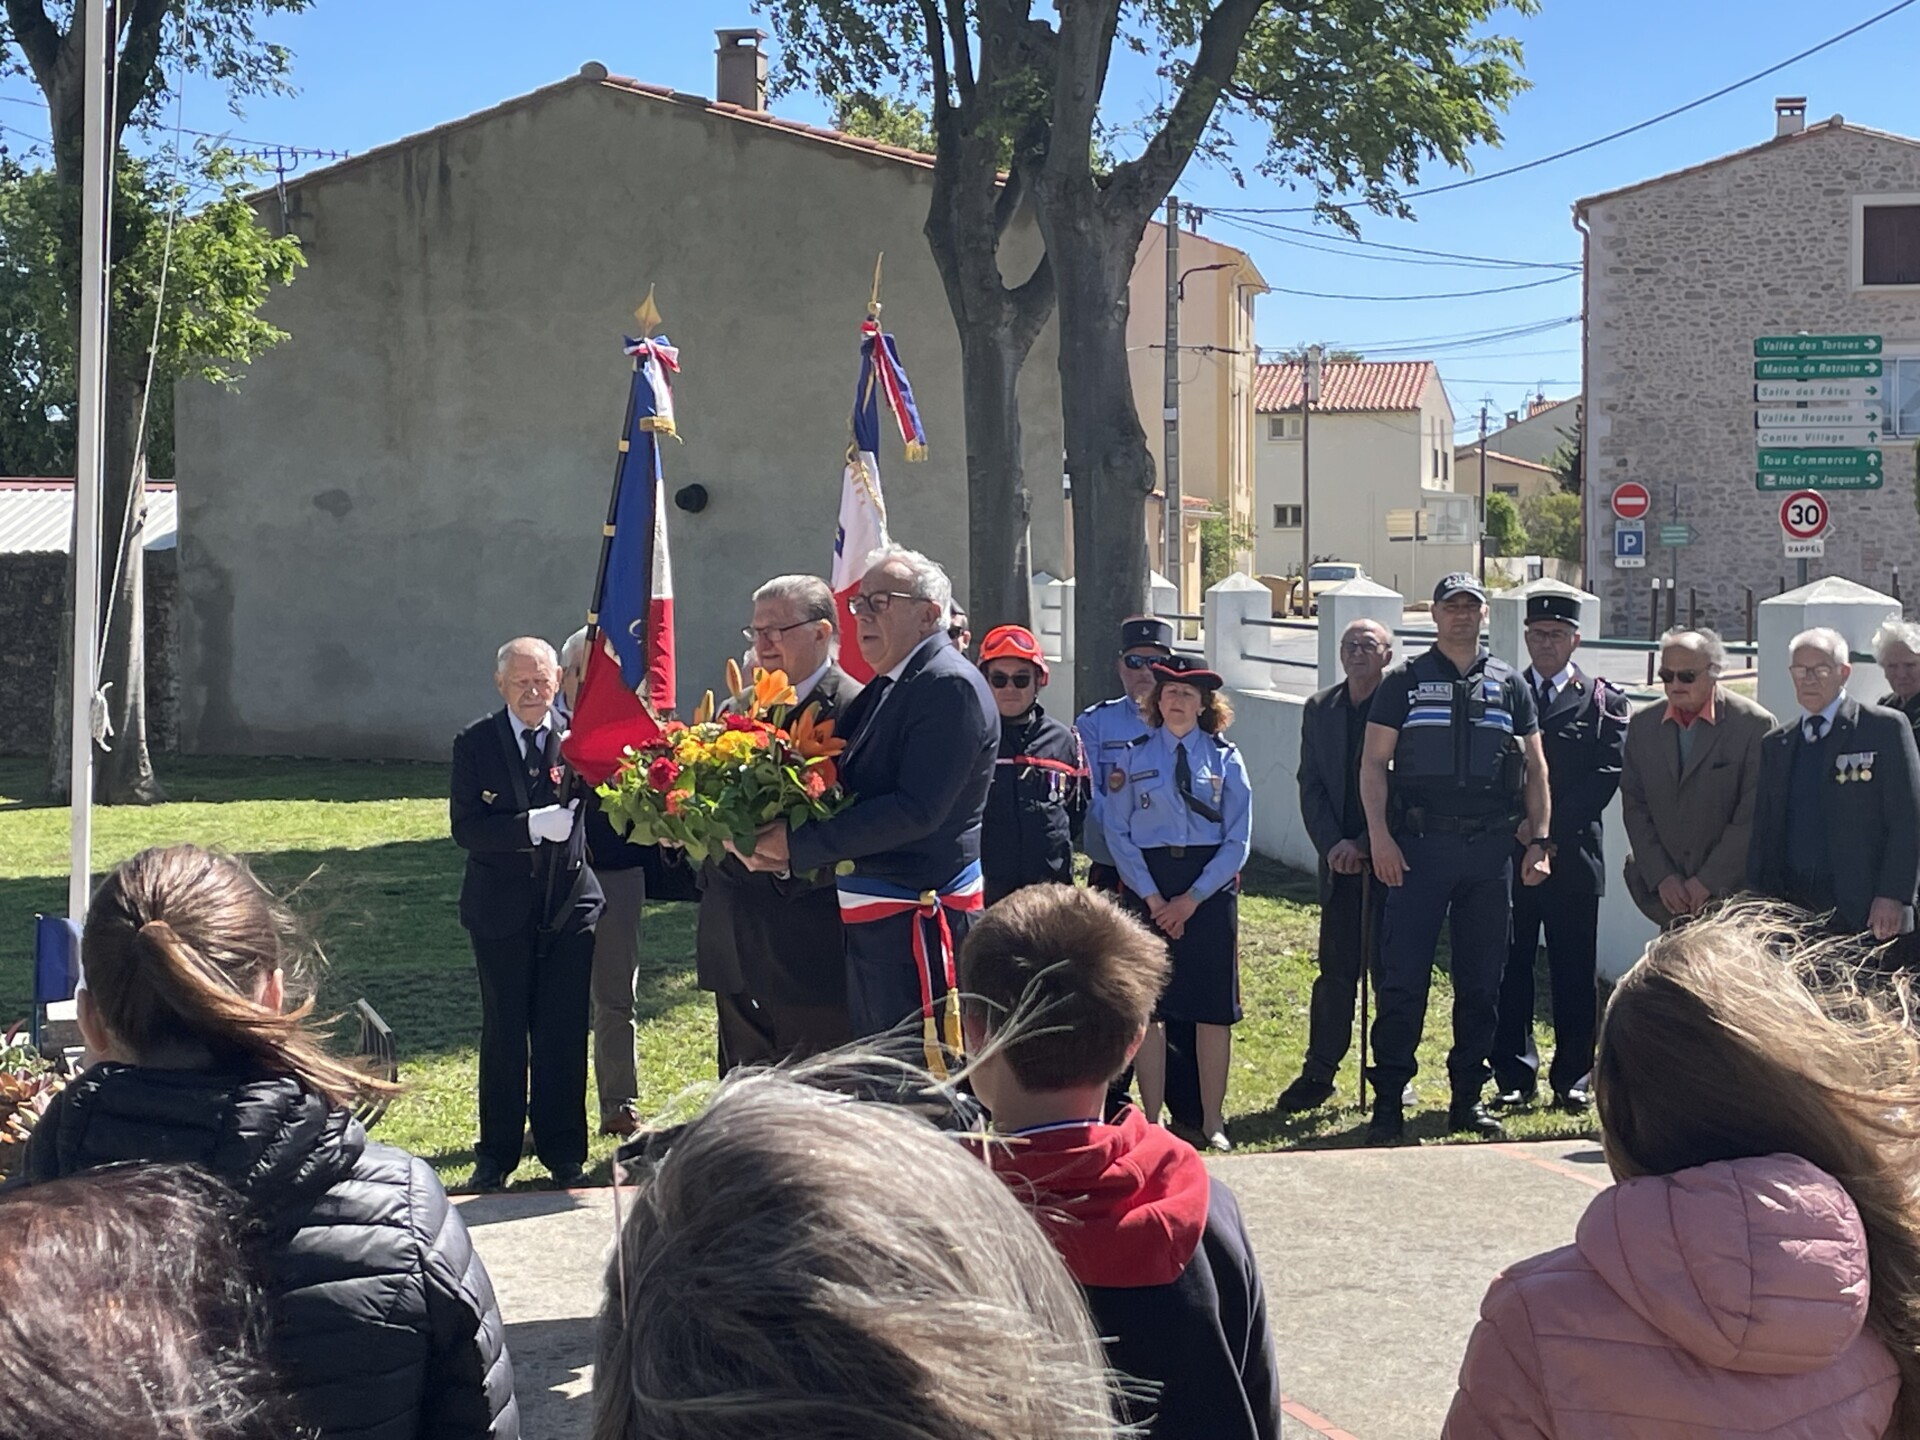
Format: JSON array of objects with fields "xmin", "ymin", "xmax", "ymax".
[
  {"xmin": 1276, "ymin": 1074, "xmax": 1339, "ymax": 1114},
  {"xmin": 1365, "ymin": 1093, "xmax": 1406, "ymax": 1146},
  {"xmin": 1448, "ymin": 1100, "xmax": 1506, "ymax": 1138},
  {"xmin": 1492, "ymin": 1085, "xmax": 1538, "ymax": 1111},
  {"xmin": 547, "ymin": 1165, "xmax": 587, "ymax": 1191},
  {"xmin": 1555, "ymin": 1084, "xmax": 1591, "ymax": 1114},
  {"xmin": 469, "ymin": 1158, "xmax": 511, "ymax": 1194}
]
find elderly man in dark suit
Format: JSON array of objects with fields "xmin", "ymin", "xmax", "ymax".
[
  {"xmin": 1621, "ymin": 628, "xmax": 1773, "ymax": 926},
  {"xmin": 451, "ymin": 636, "xmax": 603, "ymax": 1192},
  {"xmin": 739, "ymin": 546, "xmax": 997, "ymax": 1058},
  {"xmin": 1276, "ymin": 617, "xmax": 1392, "ymax": 1113},
  {"xmin": 1750, "ymin": 626, "xmax": 1920, "ymax": 946},
  {"xmin": 698, "ymin": 574, "xmax": 863, "ymax": 1070}
]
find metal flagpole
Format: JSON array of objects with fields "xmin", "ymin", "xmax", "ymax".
[{"xmin": 68, "ymin": 0, "xmax": 112, "ymax": 920}]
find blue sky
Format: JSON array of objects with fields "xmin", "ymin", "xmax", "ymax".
[{"xmin": 4, "ymin": 0, "xmax": 1917, "ymax": 436}]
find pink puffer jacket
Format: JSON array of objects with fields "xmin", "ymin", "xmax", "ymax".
[{"xmin": 1445, "ymin": 1153, "xmax": 1901, "ymax": 1438}]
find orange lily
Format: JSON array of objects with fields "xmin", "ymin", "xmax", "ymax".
[
  {"xmin": 725, "ymin": 658, "xmax": 745, "ymax": 704},
  {"xmin": 788, "ymin": 704, "xmax": 846, "ymax": 761},
  {"xmin": 691, "ymin": 689, "xmax": 716, "ymax": 726},
  {"xmin": 751, "ymin": 667, "xmax": 798, "ymax": 714}
]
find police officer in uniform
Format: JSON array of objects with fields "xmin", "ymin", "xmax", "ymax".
[
  {"xmin": 1076, "ymin": 616, "xmax": 1174, "ymax": 893},
  {"xmin": 978, "ymin": 624, "xmax": 1086, "ymax": 905},
  {"xmin": 1360, "ymin": 574, "xmax": 1551, "ymax": 1144},
  {"xmin": 1491, "ymin": 592, "xmax": 1628, "ymax": 1112}
]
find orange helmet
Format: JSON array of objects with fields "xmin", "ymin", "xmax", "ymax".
[{"xmin": 977, "ymin": 624, "xmax": 1049, "ymax": 681}]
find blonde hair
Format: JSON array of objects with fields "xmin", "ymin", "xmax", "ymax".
[
  {"xmin": 593, "ymin": 1067, "xmax": 1120, "ymax": 1440},
  {"xmin": 1597, "ymin": 904, "xmax": 1920, "ymax": 1429},
  {"xmin": 84, "ymin": 846, "xmax": 396, "ymax": 1110}
]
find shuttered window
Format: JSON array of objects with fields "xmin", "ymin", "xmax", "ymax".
[{"xmin": 1862, "ymin": 205, "xmax": 1920, "ymax": 286}]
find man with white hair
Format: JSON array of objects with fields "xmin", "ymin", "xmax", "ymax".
[
  {"xmin": 738, "ymin": 546, "xmax": 998, "ymax": 1054},
  {"xmin": 450, "ymin": 635, "xmax": 603, "ymax": 1190},
  {"xmin": 1872, "ymin": 617, "xmax": 1920, "ymax": 737},
  {"xmin": 1749, "ymin": 626, "xmax": 1920, "ymax": 945}
]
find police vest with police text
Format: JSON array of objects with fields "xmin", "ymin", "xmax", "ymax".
[{"xmin": 1392, "ymin": 649, "xmax": 1524, "ymax": 805}]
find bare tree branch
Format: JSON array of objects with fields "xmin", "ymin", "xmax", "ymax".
[
  {"xmin": 1040, "ymin": 0, "xmax": 1120, "ymax": 181},
  {"xmin": 2, "ymin": 0, "xmax": 59, "ymax": 82},
  {"xmin": 114, "ymin": 0, "xmax": 172, "ymax": 138},
  {"xmin": 942, "ymin": 0, "xmax": 975, "ymax": 104}
]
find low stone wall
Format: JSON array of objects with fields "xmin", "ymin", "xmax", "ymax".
[{"xmin": 0, "ymin": 551, "xmax": 179, "ymax": 756}]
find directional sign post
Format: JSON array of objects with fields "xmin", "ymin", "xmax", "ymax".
[
  {"xmin": 1754, "ymin": 378, "xmax": 1882, "ymax": 403},
  {"xmin": 1658, "ymin": 523, "xmax": 1692, "ymax": 547},
  {"xmin": 1755, "ymin": 447, "xmax": 1884, "ymax": 491},
  {"xmin": 1753, "ymin": 358, "xmax": 1883, "ymax": 380},
  {"xmin": 1754, "ymin": 335, "xmax": 1882, "ymax": 358},
  {"xmin": 1614, "ymin": 520, "xmax": 1646, "ymax": 569}
]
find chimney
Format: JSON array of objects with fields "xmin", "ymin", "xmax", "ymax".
[
  {"xmin": 1775, "ymin": 96, "xmax": 1807, "ymax": 138},
  {"xmin": 715, "ymin": 28, "xmax": 768, "ymax": 111}
]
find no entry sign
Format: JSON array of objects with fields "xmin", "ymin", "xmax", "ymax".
[
  {"xmin": 1611, "ymin": 482, "xmax": 1652, "ymax": 520},
  {"xmin": 1779, "ymin": 490, "xmax": 1829, "ymax": 539}
]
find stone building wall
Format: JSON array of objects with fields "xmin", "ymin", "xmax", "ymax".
[
  {"xmin": 0, "ymin": 551, "xmax": 178, "ymax": 755},
  {"xmin": 1583, "ymin": 121, "xmax": 1920, "ymax": 637}
]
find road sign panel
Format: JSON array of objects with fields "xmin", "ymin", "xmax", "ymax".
[
  {"xmin": 1757, "ymin": 470, "xmax": 1884, "ymax": 491},
  {"xmin": 1785, "ymin": 537, "xmax": 1826, "ymax": 558},
  {"xmin": 1755, "ymin": 334, "xmax": 1882, "ymax": 358},
  {"xmin": 1615, "ymin": 521, "xmax": 1647, "ymax": 568},
  {"xmin": 1610, "ymin": 482, "xmax": 1651, "ymax": 520},
  {"xmin": 1754, "ymin": 380, "xmax": 1881, "ymax": 403},
  {"xmin": 1755, "ymin": 407, "xmax": 1881, "ymax": 427},
  {"xmin": 1779, "ymin": 491, "xmax": 1829, "ymax": 540},
  {"xmin": 1757, "ymin": 426, "xmax": 1882, "ymax": 446},
  {"xmin": 1756, "ymin": 447, "xmax": 1883, "ymax": 473},
  {"xmin": 1658, "ymin": 524, "xmax": 1692, "ymax": 546},
  {"xmin": 1753, "ymin": 358, "xmax": 1883, "ymax": 380}
]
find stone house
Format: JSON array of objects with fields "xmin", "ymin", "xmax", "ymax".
[
  {"xmin": 1252, "ymin": 360, "xmax": 1474, "ymax": 596},
  {"xmin": 1578, "ymin": 99, "xmax": 1920, "ymax": 637}
]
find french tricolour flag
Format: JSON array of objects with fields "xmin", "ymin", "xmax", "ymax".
[
  {"xmin": 563, "ymin": 335, "xmax": 678, "ymax": 787},
  {"xmin": 832, "ymin": 318, "xmax": 927, "ymax": 682}
]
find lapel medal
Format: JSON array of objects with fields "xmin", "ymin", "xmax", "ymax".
[
  {"xmin": 1210, "ymin": 772, "xmax": 1224, "ymax": 806},
  {"xmin": 1108, "ymin": 765, "xmax": 1126, "ymax": 794},
  {"xmin": 549, "ymin": 765, "xmax": 565, "ymax": 788}
]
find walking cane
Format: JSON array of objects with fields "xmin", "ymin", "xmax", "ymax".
[{"xmin": 1357, "ymin": 867, "xmax": 1374, "ymax": 1111}]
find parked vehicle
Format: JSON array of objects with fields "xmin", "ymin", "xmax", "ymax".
[{"xmin": 1296, "ymin": 561, "xmax": 1367, "ymax": 615}]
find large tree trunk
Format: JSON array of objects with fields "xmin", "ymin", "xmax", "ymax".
[{"xmin": 959, "ymin": 335, "xmax": 1033, "ymax": 631}]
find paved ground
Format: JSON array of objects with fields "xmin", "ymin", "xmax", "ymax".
[{"xmin": 461, "ymin": 1136, "xmax": 1610, "ymax": 1439}]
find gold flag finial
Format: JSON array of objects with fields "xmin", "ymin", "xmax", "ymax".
[
  {"xmin": 867, "ymin": 253, "xmax": 884, "ymax": 319},
  {"xmin": 634, "ymin": 285, "xmax": 663, "ymax": 335}
]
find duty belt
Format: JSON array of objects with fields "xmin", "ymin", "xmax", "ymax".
[{"xmin": 1402, "ymin": 807, "xmax": 1512, "ymax": 838}]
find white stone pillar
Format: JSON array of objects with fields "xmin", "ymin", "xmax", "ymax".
[
  {"xmin": 1205, "ymin": 573, "xmax": 1274, "ymax": 693},
  {"xmin": 1030, "ymin": 573, "xmax": 1076, "ymax": 717},
  {"xmin": 1488, "ymin": 578, "xmax": 1601, "ymax": 673},
  {"xmin": 1316, "ymin": 579, "xmax": 1404, "ymax": 691},
  {"xmin": 1149, "ymin": 569, "xmax": 1181, "ymax": 639},
  {"xmin": 1757, "ymin": 576, "xmax": 1900, "ymax": 722}
]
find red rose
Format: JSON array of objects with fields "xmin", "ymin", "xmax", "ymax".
[
  {"xmin": 723, "ymin": 713, "xmax": 760, "ymax": 733},
  {"xmin": 647, "ymin": 757, "xmax": 680, "ymax": 792}
]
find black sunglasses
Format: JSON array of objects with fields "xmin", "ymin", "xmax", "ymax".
[
  {"xmin": 1121, "ymin": 653, "xmax": 1170, "ymax": 670},
  {"xmin": 1657, "ymin": 668, "xmax": 1700, "ymax": 684},
  {"xmin": 987, "ymin": 672, "xmax": 1034, "ymax": 690}
]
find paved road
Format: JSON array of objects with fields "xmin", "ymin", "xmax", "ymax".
[{"xmin": 461, "ymin": 1137, "xmax": 1609, "ymax": 1440}]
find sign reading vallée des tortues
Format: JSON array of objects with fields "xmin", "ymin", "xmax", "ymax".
[{"xmin": 1754, "ymin": 335, "xmax": 1882, "ymax": 358}]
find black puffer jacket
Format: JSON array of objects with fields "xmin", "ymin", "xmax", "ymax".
[{"xmin": 22, "ymin": 1064, "xmax": 519, "ymax": 1440}]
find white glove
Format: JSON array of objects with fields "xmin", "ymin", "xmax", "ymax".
[{"xmin": 528, "ymin": 800, "xmax": 578, "ymax": 845}]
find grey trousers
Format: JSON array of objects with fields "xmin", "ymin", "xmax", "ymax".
[{"xmin": 591, "ymin": 866, "xmax": 645, "ymax": 1118}]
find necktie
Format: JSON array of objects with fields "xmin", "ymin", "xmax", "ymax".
[
  {"xmin": 1806, "ymin": 714, "xmax": 1828, "ymax": 744},
  {"xmin": 522, "ymin": 726, "xmax": 545, "ymax": 780},
  {"xmin": 1176, "ymin": 738, "xmax": 1193, "ymax": 799},
  {"xmin": 1537, "ymin": 678, "xmax": 1553, "ymax": 713}
]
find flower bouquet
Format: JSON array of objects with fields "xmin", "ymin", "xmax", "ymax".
[{"xmin": 598, "ymin": 661, "xmax": 851, "ymax": 864}]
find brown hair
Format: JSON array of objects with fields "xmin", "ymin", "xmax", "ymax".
[
  {"xmin": 594, "ymin": 1068, "xmax": 1120, "ymax": 1440},
  {"xmin": 0, "ymin": 1162, "xmax": 288, "ymax": 1439},
  {"xmin": 84, "ymin": 845, "xmax": 396, "ymax": 1110},
  {"xmin": 1148, "ymin": 681, "xmax": 1233, "ymax": 733},
  {"xmin": 958, "ymin": 887, "xmax": 1169, "ymax": 1091},
  {"xmin": 1596, "ymin": 904, "xmax": 1920, "ymax": 1431}
]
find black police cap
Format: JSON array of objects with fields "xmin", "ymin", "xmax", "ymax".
[
  {"xmin": 1119, "ymin": 616, "xmax": 1174, "ymax": 654},
  {"xmin": 1525, "ymin": 592, "xmax": 1582, "ymax": 629}
]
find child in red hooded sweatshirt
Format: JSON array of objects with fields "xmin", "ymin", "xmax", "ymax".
[{"xmin": 958, "ymin": 885, "xmax": 1281, "ymax": 1440}]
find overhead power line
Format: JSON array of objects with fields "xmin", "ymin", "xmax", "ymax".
[
  {"xmin": 1213, "ymin": 211, "xmax": 1578, "ymax": 271},
  {"xmin": 1211, "ymin": 0, "xmax": 1920, "ymax": 214},
  {"xmin": 1263, "ymin": 272, "xmax": 1576, "ymax": 302}
]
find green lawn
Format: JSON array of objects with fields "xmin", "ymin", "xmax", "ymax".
[{"xmin": 0, "ymin": 756, "xmax": 1592, "ymax": 1189}]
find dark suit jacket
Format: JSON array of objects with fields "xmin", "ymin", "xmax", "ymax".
[
  {"xmin": 787, "ymin": 637, "xmax": 999, "ymax": 889},
  {"xmin": 1297, "ymin": 680, "xmax": 1371, "ymax": 904},
  {"xmin": 1749, "ymin": 696, "xmax": 1920, "ymax": 933},
  {"xmin": 1530, "ymin": 668, "xmax": 1628, "ymax": 896},
  {"xmin": 450, "ymin": 709, "xmax": 603, "ymax": 941},
  {"xmin": 696, "ymin": 666, "xmax": 862, "ymax": 1003}
]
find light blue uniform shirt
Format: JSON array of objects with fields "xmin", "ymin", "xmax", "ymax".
[
  {"xmin": 1108, "ymin": 725, "xmax": 1253, "ymax": 903},
  {"xmin": 1074, "ymin": 695, "xmax": 1152, "ymax": 866}
]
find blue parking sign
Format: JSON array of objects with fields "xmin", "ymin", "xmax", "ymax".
[{"xmin": 1614, "ymin": 521, "xmax": 1647, "ymax": 568}]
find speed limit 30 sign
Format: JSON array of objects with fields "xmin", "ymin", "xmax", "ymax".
[{"xmin": 1780, "ymin": 490, "xmax": 1828, "ymax": 557}]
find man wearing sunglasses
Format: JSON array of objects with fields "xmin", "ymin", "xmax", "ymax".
[
  {"xmin": 977, "ymin": 625, "xmax": 1087, "ymax": 906},
  {"xmin": 1620, "ymin": 628, "xmax": 1774, "ymax": 927}
]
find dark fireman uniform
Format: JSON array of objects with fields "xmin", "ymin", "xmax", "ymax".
[
  {"xmin": 982, "ymin": 703, "xmax": 1087, "ymax": 906},
  {"xmin": 1492, "ymin": 627, "xmax": 1628, "ymax": 1103}
]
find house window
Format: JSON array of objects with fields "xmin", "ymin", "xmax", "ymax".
[
  {"xmin": 1494, "ymin": 483, "xmax": 1520, "ymax": 498},
  {"xmin": 1888, "ymin": 356, "xmax": 1920, "ymax": 436},
  {"xmin": 1444, "ymin": 449, "xmax": 1451, "ymax": 482},
  {"xmin": 1272, "ymin": 503, "xmax": 1302, "ymax": 529},
  {"xmin": 1267, "ymin": 415, "xmax": 1302, "ymax": 441},
  {"xmin": 1854, "ymin": 195, "xmax": 1920, "ymax": 289}
]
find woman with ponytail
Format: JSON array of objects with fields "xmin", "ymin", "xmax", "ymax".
[{"xmin": 20, "ymin": 844, "xmax": 519, "ymax": 1440}]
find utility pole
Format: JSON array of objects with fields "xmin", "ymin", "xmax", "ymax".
[
  {"xmin": 1162, "ymin": 195, "xmax": 1182, "ymax": 603},
  {"xmin": 1477, "ymin": 401, "xmax": 1490, "ymax": 582},
  {"xmin": 1301, "ymin": 344, "xmax": 1323, "ymax": 597}
]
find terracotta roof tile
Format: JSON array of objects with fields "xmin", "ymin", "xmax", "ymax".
[{"xmin": 1253, "ymin": 361, "xmax": 1436, "ymax": 414}]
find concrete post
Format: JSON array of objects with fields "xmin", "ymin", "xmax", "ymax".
[
  {"xmin": 1149, "ymin": 569, "xmax": 1179, "ymax": 630},
  {"xmin": 1757, "ymin": 576, "xmax": 1899, "ymax": 723},
  {"xmin": 1316, "ymin": 579, "xmax": 1404, "ymax": 691},
  {"xmin": 1205, "ymin": 573, "xmax": 1274, "ymax": 693},
  {"xmin": 1030, "ymin": 572, "xmax": 1077, "ymax": 717},
  {"xmin": 1488, "ymin": 578, "xmax": 1601, "ymax": 673}
]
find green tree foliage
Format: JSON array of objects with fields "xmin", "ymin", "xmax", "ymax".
[
  {"xmin": 1199, "ymin": 511, "xmax": 1253, "ymax": 591},
  {"xmin": 830, "ymin": 90, "xmax": 936, "ymax": 153},
  {"xmin": 1518, "ymin": 489, "xmax": 1581, "ymax": 563},
  {"xmin": 1275, "ymin": 344, "xmax": 1364, "ymax": 363},
  {"xmin": 1485, "ymin": 492, "xmax": 1527, "ymax": 557},
  {"xmin": 1548, "ymin": 415, "xmax": 1582, "ymax": 495}
]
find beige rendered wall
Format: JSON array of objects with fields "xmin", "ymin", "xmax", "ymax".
[{"xmin": 174, "ymin": 76, "xmax": 1064, "ymax": 758}]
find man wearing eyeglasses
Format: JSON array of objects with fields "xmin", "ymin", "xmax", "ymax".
[
  {"xmin": 697, "ymin": 575, "xmax": 863, "ymax": 1071},
  {"xmin": 1621, "ymin": 628, "xmax": 1773, "ymax": 927},
  {"xmin": 977, "ymin": 625, "xmax": 1086, "ymax": 906},
  {"xmin": 1748, "ymin": 626, "xmax": 1920, "ymax": 946},
  {"xmin": 737, "ymin": 546, "xmax": 998, "ymax": 1055}
]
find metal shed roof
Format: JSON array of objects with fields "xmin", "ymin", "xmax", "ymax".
[{"xmin": 0, "ymin": 480, "xmax": 177, "ymax": 554}]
